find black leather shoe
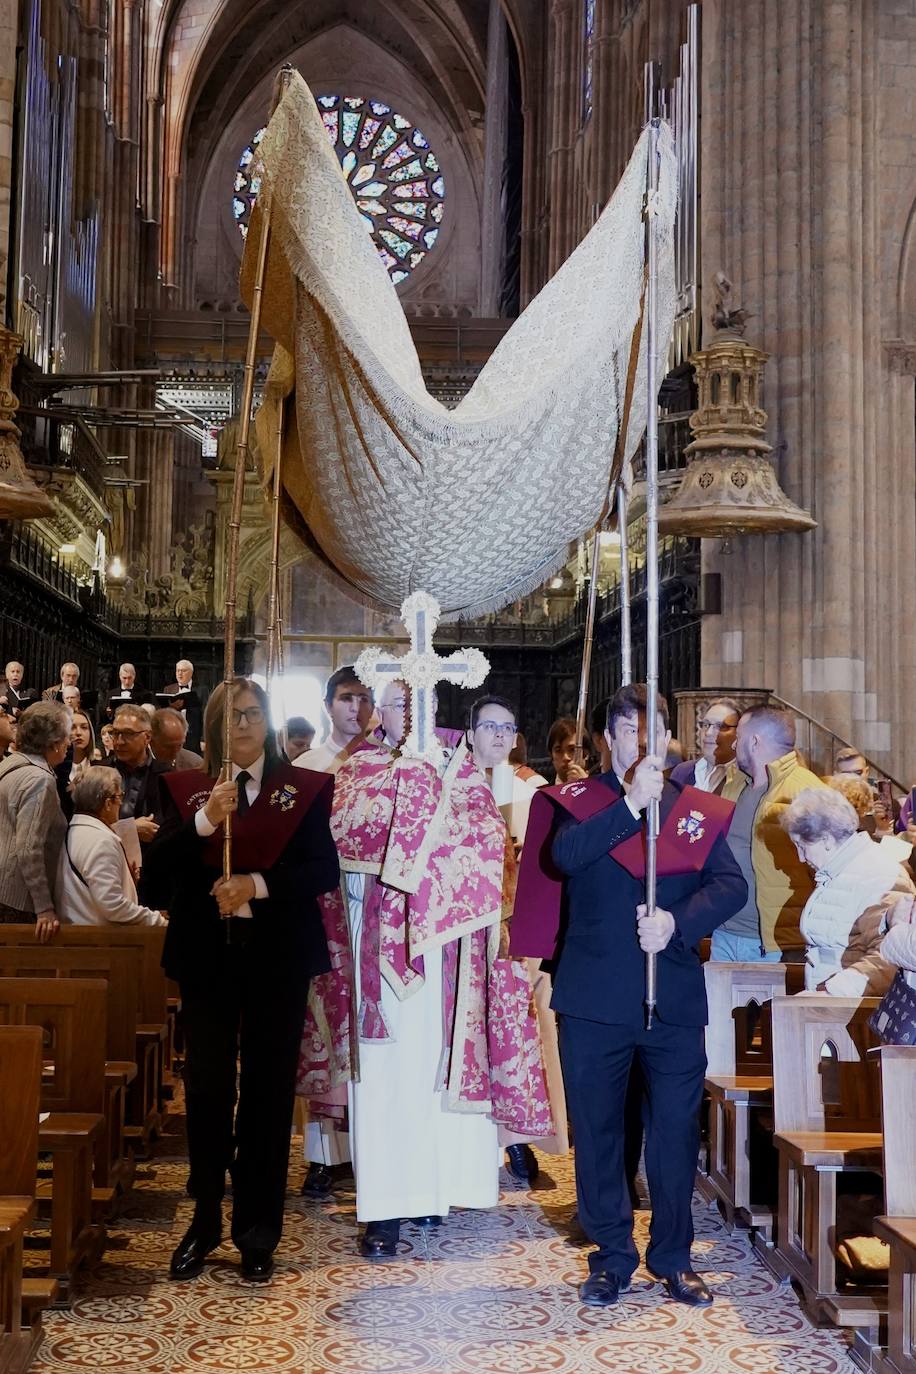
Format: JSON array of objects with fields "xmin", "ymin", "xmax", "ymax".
[
  {"xmin": 660, "ymin": 1270, "xmax": 713, "ymax": 1306},
  {"xmin": 578, "ymin": 1271, "xmax": 629, "ymax": 1307},
  {"xmin": 505, "ymin": 1144, "xmax": 539, "ymax": 1182},
  {"xmin": 409, "ymin": 1215, "xmax": 443, "ymax": 1229},
  {"xmin": 359, "ymin": 1219, "xmax": 400, "ymax": 1260},
  {"xmin": 240, "ymin": 1248, "xmax": 274, "ymax": 1282},
  {"xmin": 300, "ymin": 1163, "xmax": 334, "ymax": 1199},
  {"xmin": 169, "ymin": 1226, "xmax": 221, "ymax": 1280}
]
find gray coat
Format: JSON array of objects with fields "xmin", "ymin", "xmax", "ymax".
[{"xmin": 0, "ymin": 753, "xmax": 68, "ymax": 915}]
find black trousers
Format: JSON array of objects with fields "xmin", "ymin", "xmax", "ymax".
[
  {"xmin": 559, "ymin": 1013, "xmax": 705, "ymax": 1280},
  {"xmin": 179, "ymin": 946, "xmax": 310, "ymax": 1253}
]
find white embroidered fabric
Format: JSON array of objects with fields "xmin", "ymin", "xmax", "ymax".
[{"xmin": 246, "ymin": 71, "xmax": 678, "ymax": 618}]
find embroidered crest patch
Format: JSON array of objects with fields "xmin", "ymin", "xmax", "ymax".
[
  {"xmin": 270, "ymin": 783, "xmax": 299, "ymax": 812},
  {"xmin": 676, "ymin": 809, "xmax": 706, "ymax": 844},
  {"xmin": 188, "ymin": 790, "xmax": 212, "ymax": 813}
]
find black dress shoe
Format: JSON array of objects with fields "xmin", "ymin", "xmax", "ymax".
[
  {"xmin": 169, "ymin": 1226, "xmax": 222, "ymax": 1280},
  {"xmin": 359, "ymin": 1219, "xmax": 400, "ymax": 1260},
  {"xmin": 240, "ymin": 1248, "xmax": 274, "ymax": 1282},
  {"xmin": 505, "ymin": 1143, "xmax": 539, "ymax": 1182},
  {"xmin": 409, "ymin": 1215, "xmax": 443, "ymax": 1229},
  {"xmin": 659, "ymin": 1269, "xmax": 713, "ymax": 1306},
  {"xmin": 578, "ymin": 1271, "xmax": 629, "ymax": 1307},
  {"xmin": 300, "ymin": 1163, "xmax": 334, "ymax": 1199}
]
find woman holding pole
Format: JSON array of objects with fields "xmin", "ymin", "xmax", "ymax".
[{"xmin": 146, "ymin": 680, "xmax": 339, "ymax": 1282}]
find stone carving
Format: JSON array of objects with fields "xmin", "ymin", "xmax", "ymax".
[
  {"xmin": 116, "ymin": 522, "xmax": 216, "ymax": 617},
  {"xmin": 711, "ymin": 271, "xmax": 754, "ymax": 337}
]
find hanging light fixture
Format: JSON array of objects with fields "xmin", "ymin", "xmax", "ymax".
[
  {"xmin": 658, "ymin": 277, "xmax": 815, "ymax": 538},
  {"xmin": 0, "ymin": 328, "xmax": 54, "ymax": 519}
]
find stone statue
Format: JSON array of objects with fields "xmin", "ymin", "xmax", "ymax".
[{"xmin": 711, "ymin": 271, "xmax": 754, "ymax": 335}]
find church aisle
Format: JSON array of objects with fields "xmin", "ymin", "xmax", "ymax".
[{"xmin": 30, "ymin": 1117, "xmax": 858, "ymax": 1374}]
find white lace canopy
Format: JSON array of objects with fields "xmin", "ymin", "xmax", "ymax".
[{"xmin": 243, "ymin": 71, "xmax": 677, "ymax": 618}]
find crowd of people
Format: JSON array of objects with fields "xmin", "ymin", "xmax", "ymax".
[{"xmin": 0, "ymin": 655, "xmax": 914, "ymax": 1300}]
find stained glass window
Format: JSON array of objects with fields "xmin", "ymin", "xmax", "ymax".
[
  {"xmin": 583, "ymin": 0, "xmax": 596, "ymax": 122},
  {"xmin": 233, "ymin": 95, "xmax": 446, "ymax": 286}
]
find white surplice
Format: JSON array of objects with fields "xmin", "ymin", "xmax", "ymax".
[{"xmin": 293, "ymin": 738, "xmax": 356, "ymax": 1166}]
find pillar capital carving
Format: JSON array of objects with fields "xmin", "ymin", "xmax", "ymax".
[{"xmin": 884, "ymin": 339, "xmax": 916, "ymax": 375}]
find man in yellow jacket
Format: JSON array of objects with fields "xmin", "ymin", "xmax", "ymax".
[{"xmin": 711, "ymin": 704, "xmax": 826, "ymax": 961}]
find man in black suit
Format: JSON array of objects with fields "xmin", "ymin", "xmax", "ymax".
[
  {"xmin": 105, "ymin": 662, "xmax": 151, "ymax": 720},
  {"xmin": 551, "ymin": 683, "xmax": 747, "ymax": 1309},
  {"xmin": 103, "ymin": 705, "xmax": 171, "ymax": 878},
  {"xmin": 0, "ymin": 661, "xmax": 37, "ymax": 717},
  {"xmin": 144, "ymin": 678, "xmax": 339, "ymax": 1283},
  {"xmin": 161, "ymin": 659, "xmax": 204, "ymax": 751}
]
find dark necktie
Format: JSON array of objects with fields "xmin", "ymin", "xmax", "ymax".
[{"xmin": 236, "ymin": 770, "xmax": 252, "ymax": 817}]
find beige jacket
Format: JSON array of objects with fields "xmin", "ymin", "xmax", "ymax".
[{"xmin": 730, "ymin": 751, "xmax": 827, "ymax": 953}]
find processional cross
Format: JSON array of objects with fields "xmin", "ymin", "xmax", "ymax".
[{"xmin": 355, "ymin": 591, "xmax": 489, "ymax": 764}]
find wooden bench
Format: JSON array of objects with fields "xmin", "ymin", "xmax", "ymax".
[
  {"xmin": 0, "ymin": 944, "xmax": 138, "ymax": 1196},
  {"xmin": 39, "ymin": 927, "xmax": 168, "ymax": 1137},
  {"xmin": 873, "ymin": 1045, "xmax": 916, "ymax": 1374},
  {"xmin": 702, "ymin": 962, "xmax": 788, "ymax": 1236},
  {"xmin": 770, "ymin": 993, "xmax": 884, "ymax": 1331},
  {"xmin": 0, "ymin": 979, "xmax": 108, "ymax": 1299},
  {"xmin": 0, "ymin": 1024, "xmax": 58, "ymax": 1371}
]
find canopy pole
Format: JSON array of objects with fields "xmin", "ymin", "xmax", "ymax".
[
  {"xmin": 222, "ymin": 64, "xmax": 294, "ymax": 889},
  {"xmin": 618, "ymin": 483, "xmax": 632, "ymax": 687},
  {"xmin": 573, "ymin": 527, "xmax": 603, "ymax": 762},
  {"xmin": 643, "ymin": 115, "xmax": 662, "ymax": 1030},
  {"xmin": 265, "ymin": 393, "xmax": 287, "ymax": 753},
  {"xmin": 222, "ymin": 205, "xmax": 271, "ymax": 885}
]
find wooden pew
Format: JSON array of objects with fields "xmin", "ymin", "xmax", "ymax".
[
  {"xmin": 770, "ymin": 993, "xmax": 884, "ymax": 1332},
  {"xmin": 0, "ymin": 1025, "xmax": 42, "ymax": 1374},
  {"xmin": 0, "ymin": 927, "xmax": 167, "ymax": 1147},
  {"xmin": 873, "ymin": 1045, "xmax": 916, "ymax": 1374},
  {"xmin": 702, "ymin": 962, "xmax": 788, "ymax": 1236},
  {"xmin": 0, "ymin": 943, "xmax": 139, "ymax": 1194},
  {"xmin": 39, "ymin": 927, "xmax": 168, "ymax": 1138},
  {"xmin": 0, "ymin": 980, "xmax": 107, "ymax": 1300}
]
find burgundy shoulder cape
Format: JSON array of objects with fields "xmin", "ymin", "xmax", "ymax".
[
  {"xmin": 509, "ymin": 778, "xmax": 735, "ymax": 959},
  {"xmin": 162, "ymin": 762, "xmax": 333, "ymax": 871}
]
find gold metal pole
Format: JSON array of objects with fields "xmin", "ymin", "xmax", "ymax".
[
  {"xmin": 573, "ymin": 527, "xmax": 603, "ymax": 761},
  {"xmin": 265, "ymin": 394, "xmax": 287, "ymax": 755},
  {"xmin": 265, "ymin": 395, "xmax": 286, "ymax": 690},
  {"xmin": 222, "ymin": 63, "xmax": 294, "ymax": 881},
  {"xmin": 222, "ymin": 204, "xmax": 271, "ymax": 881}
]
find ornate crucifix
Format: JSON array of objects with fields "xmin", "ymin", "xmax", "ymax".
[{"xmin": 355, "ymin": 591, "xmax": 489, "ymax": 763}]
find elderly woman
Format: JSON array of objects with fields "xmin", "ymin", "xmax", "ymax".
[
  {"xmin": 781, "ymin": 787, "xmax": 915, "ymax": 996},
  {"xmin": 0, "ymin": 701, "xmax": 70, "ymax": 940},
  {"xmin": 881, "ymin": 892, "xmax": 916, "ymax": 989},
  {"xmin": 56, "ymin": 768, "xmax": 165, "ymax": 927}
]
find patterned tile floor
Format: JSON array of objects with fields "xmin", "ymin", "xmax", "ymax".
[{"xmin": 30, "ymin": 1113, "xmax": 859, "ymax": 1374}]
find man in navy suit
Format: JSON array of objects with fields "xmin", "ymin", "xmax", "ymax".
[{"xmin": 551, "ymin": 683, "xmax": 747, "ymax": 1309}]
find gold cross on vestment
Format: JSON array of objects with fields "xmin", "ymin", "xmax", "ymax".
[{"xmin": 355, "ymin": 591, "xmax": 489, "ymax": 763}]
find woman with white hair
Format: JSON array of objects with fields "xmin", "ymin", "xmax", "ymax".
[
  {"xmin": 56, "ymin": 767, "xmax": 165, "ymax": 927},
  {"xmin": 0, "ymin": 701, "xmax": 70, "ymax": 939},
  {"xmin": 781, "ymin": 787, "xmax": 914, "ymax": 995}
]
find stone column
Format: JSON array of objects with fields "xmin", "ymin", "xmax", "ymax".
[
  {"xmin": 480, "ymin": 0, "xmax": 509, "ymax": 315},
  {"xmin": 547, "ymin": 0, "xmax": 578, "ymax": 275},
  {"xmin": 698, "ymin": 0, "xmax": 915, "ymax": 782},
  {"xmin": 0, "ymin": 0, "xmax": 16, "ymax": 322}
]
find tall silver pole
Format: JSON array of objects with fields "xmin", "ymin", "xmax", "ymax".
[
  {"xmin": 617, "ymin": 484, "xmax": 632, "ymax": 687},
  {"xmin": 643, "ymin": 116, "xmax": 662, "ymax": 1031}
]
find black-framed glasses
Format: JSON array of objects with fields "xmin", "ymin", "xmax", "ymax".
[
  {"xmin": 232, "ymin": 707, "xmax": 265, "ymax": 726},
  {"xmin": 699, "ymin": 718, "xmax": 735, "ymax": 734},
  {"xmin": 109, "ymin": 727, "xmax": 147, "ymax": 740}
]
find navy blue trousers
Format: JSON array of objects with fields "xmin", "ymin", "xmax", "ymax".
[{"xmin": 559, "ymin": 1013, "xmax": 705, "ymax": 1280}]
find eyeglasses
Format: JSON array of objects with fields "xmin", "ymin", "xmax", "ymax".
[
  {"xmin": 109, "ymin": 727, "xmax": 147, "ymax": 740},
  {"xmin": 699, "ymin": 719, "xmax": 736, "ymax": 734},
  {"xmin": 475, "ymin": 721, "xmax": 516, "ymax": 736},
  {"xmin": 232, "ymin": 707, "xmax": 265, "ymax": 726}
]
